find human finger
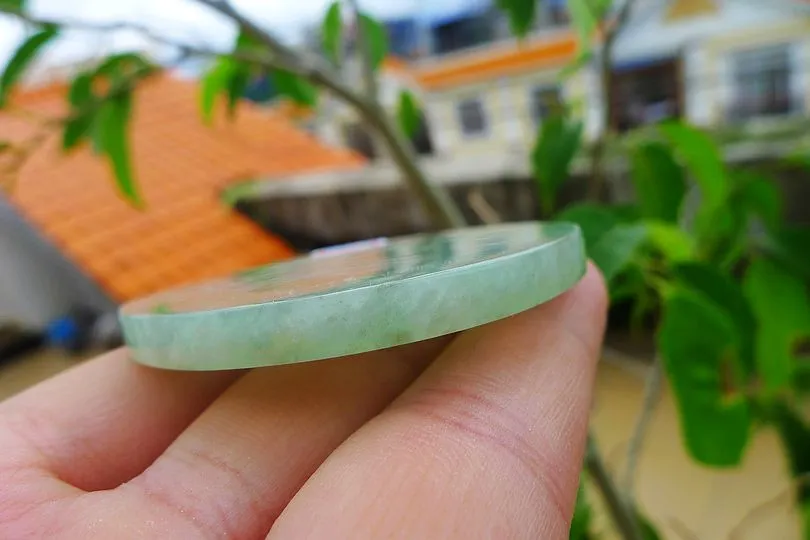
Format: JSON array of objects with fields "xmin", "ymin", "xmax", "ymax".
[
  {"xmin": 0, "ymin": 349, "xmax": 242, "ymax": 491},
  {"xmin": 121, "ymin": 336, "xmax": 453, "ymax": 539},
  {"xmin": 270, "ymin": 263, "xmax": 607, "ymax": 540}
]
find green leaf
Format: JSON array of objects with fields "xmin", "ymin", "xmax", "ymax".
[
  {"xmin": 532, "ymin": 114, "xmax": 583, "ymax": 215},
  {"xmin": 359, "ymin": 13, "xmax": 388, "ymax": 71},
  {"xmin": 659, "ymin": 122, "xmax": 728, "ymax": 237},
  {"xmin": 659, "ymin": 122, "xmax": 727, "ymax": 206},
  {"xmin": 0, "ymin": 0, "xmax": 23, "ymax": 14},
  {"xmin": 630, "ymin": 142, "xmax": 686, "ymax": 223},
  {"xmin": 271, "ymin": 69, "xmax": 318, "ymax": 108},
  {"xmin": 97, "ymin": 92, "xmax": 141, "ymax": 207},
  {"xmin": 646, "ymin": 221, "xmax": 695, "ymax": 262},
  {"xmin": 568, "ymin": 0, "xmax": 598, "ymax": 47},
  {"xmin": 743, "ymin": 258, "xmax": 810, "ymax": 392},
  {"xmin": 673, "ymin": 262, "xmax": 756, "ymax": 377},
  {"xmin": 569, "ymin": 477, "xmax": 593, "ymax": 540},
  {"xmin": 658, "ymin": 288, "xmax": 751, "ymax": 467},
  {"xmin": 94, "ymin": 52, "xmax": 153, "ymax": 80},
  {"xmin": 735, "ymin": 172, "xmax": 783, "ymax": 232},
  {"xmin": 590, "ymin": 223, "xmax": 648, "ymax": 281},
  {"xmin": 559, "ymin": 50, "xmax": 593, "ymax": 81},
  {"xmin": 235, "ymin": 30, "xmax": 263, "ymax": 52},
  {"xmin": 68, "ymin": 71, "xmax": 94, "ymax": 107},
  {"xmin": 495, "ymin": 0, "xmax": 536, "ymax": 38},
  {"xmin": 609, "ymin": 263, "xmax": 647, "ymax": 304},
  {"xmin": 226, "ymin": 68, "xmax": 250, "ymax": 119},
  {"xmin": 62, "ymin": 72, "xmax": 97, "ymax": 151},
  {"xmin": 62, "ymin": 113, "xmax": 95, "ymax": 151},
  {"xmin": 556, "ymin": 202, "xmax": 620, "ymax": 250},
  {"xmin": 199, "ymin": 58, "xmax": 237, "ymax": 125},
  {"xmin": 322, "ymin": 1, "xmax": 343, "ymax": 65},
  {"xmin": 760, "ymin": 226, "xmax": 810, "ymax": 281},
  {"xmin": 0, "ymin": 26, "xmax": 59, "ymax": 108},
  {"xmin": 396, "ymin": 90, "xmax": 421, "ymax": 139}
]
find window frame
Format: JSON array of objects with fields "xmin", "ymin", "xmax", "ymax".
[
  {"xmin": 456, "ymin": 96, "xmax": 488, "ymax": 138},
  {"xmin": 729, "ymin": 43, "xmax": 795, "ymax": 121}
]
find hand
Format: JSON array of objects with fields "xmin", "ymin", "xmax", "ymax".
[{"xmin": 0, "ymin": 264, "xmax": 607, "ymax": 539}]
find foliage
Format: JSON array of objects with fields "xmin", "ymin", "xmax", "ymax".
[
  {"xmin": 357, "ymin": 13, "xmax": 388, "ymax": 72},
  {"xmin": 321, "ymin": 2, "xmax": 343, "ymax": 65},
  {"xmin": 539, "ymin": 104, "xmax": 810, "ymax": 538},
  {"xmin": 495, "ymin": 0, "xmax": 537, "ymax": 38},
  {"xmin": 531, "ymin": 112, "xmax": 584, "ymax": 215},
  {"xmin": 0, "ymin": 25, "xmax": 59, "ymax": 108},
  {"xmin": 396, "ymin": 90, "xmax": 421, "ymax": 139}
]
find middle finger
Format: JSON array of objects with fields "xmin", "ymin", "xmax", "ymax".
[{"xmin": 120, "ymin": 336, "xmax": 453, "ymax": 538}]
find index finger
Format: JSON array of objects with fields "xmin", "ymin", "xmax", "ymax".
[{"xmin": 270, "ymin": 263, "xmax": 607, "ymax": 540}]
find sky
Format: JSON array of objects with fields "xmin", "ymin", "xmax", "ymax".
[{"xmin": 0, "ymin": 0, "xmax": 488, "ymax": 73}]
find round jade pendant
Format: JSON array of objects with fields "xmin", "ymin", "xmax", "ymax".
[{"xmin": 119, "ymin": 222, "xmax": 585, "ymax": 371}]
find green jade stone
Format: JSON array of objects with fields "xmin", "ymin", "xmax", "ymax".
[{"xmin": 119, "ymin": 222, "xmax": 586, "ymax": 371}]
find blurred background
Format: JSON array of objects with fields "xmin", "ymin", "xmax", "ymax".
[{"xmin": 1, "ymin": 0, "xmax": 810, "ymax": 537}]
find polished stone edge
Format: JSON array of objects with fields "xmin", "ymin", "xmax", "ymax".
[{"xmin": 121, "ymin": 224, "xmax": 586, "ymax": 371}]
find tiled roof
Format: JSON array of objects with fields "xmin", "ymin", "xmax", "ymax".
[
  {"xmin": 1, "ymin": 73, "xmax": 364, "ymax": 303},
  {"xmin": 414, "ymin": 33, "xmax": 578, "ymax": 90}
]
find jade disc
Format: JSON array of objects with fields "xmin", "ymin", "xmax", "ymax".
[{"xmin": 119, "ymin": 221, "xmax": 586, "ymax": 371}]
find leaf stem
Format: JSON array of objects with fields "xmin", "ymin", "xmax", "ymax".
[
  {"xmin": 585, "ymin": 432, "xmax": 645, "ymax": 540},
  {"xmin": 622, "ymin": 356, "xmax": 663, "ymax": 494}
]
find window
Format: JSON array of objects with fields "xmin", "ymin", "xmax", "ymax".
[
  {"xmin": 531, "ymin": 86, "xmax": 562, "ymax": 124},
  {"xmin": 730, "ymin": 44, "xmax": 794, "ymax": 120},
  {"xmin": 457, "ymin": 98, "xmax": 487, "ymax": 136}
]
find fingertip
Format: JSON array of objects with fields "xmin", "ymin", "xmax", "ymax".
[{"xmin": 579, "ymin": 260, "xmax": 609, "ymax": 314}]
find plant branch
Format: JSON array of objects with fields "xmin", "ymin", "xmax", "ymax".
[
  {"xmin": 587, "ymin": 0, "xmax": 638, "ymax": 201},
  {"xmin": 585, "ymin": 433, "xmax": 644, "ymax": 540},
  {"xmin": 345, "ymin": 0, "xmax": 378, "ymax": 102},
  {"xmin": 193, "ymin": 0, "xmax": 465, "ymax": 229},
  {"xmin": 622, "ymin": 356, "xmax": 663, "ymax": 495},
  {"xmin": 6, "ymin": 2, "xmax": 466, "ymax": 230}
]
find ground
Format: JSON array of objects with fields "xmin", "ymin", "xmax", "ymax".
[{"xmin": 0, "ymin": 351, "xmax": 800, "ymax": 539}]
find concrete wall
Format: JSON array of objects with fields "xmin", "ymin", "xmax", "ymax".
[
  {"xmin": 0, "ymin": 199, "xmax": 115, "ymax": 329},
  {"xmin": 241, "ymin": 156, "xmax": 810, "ymax": 252}
]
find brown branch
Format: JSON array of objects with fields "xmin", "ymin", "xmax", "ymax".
[
  {"xmin": 622, "ymin": 356, "xmax": 663, "ymax": 495},
  {"xmin": 345, "ymin": 0, "xmax": 378, "ymax": 102},
  {"xmin": 6, "ymin": 3, "xmax": 466, "ymax": 229},
  {"xmin": 585, "ymin": 434, "xmax": 645, "ymax": 540},
  {"xmin": 587, "ymin": 0, "xmax": 639, "ymax": 201},
  {"xmin": 192, "ymin": 0, "xmax": 465, "ymax": 229}
]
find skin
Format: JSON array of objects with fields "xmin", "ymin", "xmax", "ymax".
[{"xmin": 0, "ymin": 263, "xmax": 607, "ymax": 539}]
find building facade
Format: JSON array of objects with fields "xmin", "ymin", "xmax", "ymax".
[{"xmin": 312, "ymin": 0, "xmax": 810, "ymax": 162}]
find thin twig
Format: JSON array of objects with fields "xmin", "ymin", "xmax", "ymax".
[
  {"xmin": 193, "ymin": 0, "xmax": 465, "ymax": 230},
  {"xmin": 622, "ymin": 356, "xmax": 664, "ymax": 495},
  {"xmin": 345, "ymin": 0, "xmax": 378, "ymax": 102},
  {"xmin": 6, "ymin": 3, "xmax": 466, "ymax": 229},
  {"xmin": 587, "ymin": 0, "xmax": 638, "ymax": 201},
  {"xmin": 585, "ymin": 433, "xmax": 644, "ymax": 540}
]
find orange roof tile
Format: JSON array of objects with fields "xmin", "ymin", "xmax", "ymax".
[
  {"xmin": 414, "ymin": 33, "xmax": 579, "ymax": 90},
  {"xmin": 1, "ymin": 73, "xmax": 365, "ymax": 303}
]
